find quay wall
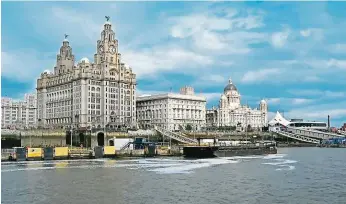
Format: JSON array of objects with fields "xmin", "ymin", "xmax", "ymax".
[{"xmin": 21, "ymin": 136, "xmax": 66, "ymax": 147}]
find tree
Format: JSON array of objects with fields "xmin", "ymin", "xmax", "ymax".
[{"xmin": 186, "ymin": 124, "xmax": 192, "ymax": 131}]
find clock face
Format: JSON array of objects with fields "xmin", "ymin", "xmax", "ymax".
[
  {"xmin": 98, "ymin": 45, "xmax": 104, "ymax": 53},
  {"xmin": 109, "ymin": 45, "xmax": 116, "ymax": 54}
]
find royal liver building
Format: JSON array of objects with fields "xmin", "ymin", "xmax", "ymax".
[
  {"xmin": 206, "ymin": 78, "xmax": 268, "ymax": 130},
  {"xmin": 36, "ymin": 18, "xmax": 136, "ymax": 130}
]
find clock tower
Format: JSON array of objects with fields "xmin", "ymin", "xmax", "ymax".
[{"xmin": 95, "ymin": 16, "xmax": 120, "ymax": 68}]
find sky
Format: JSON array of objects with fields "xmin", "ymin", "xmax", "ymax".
[{"xmin": 1, "ymin": 1, "xmax": 346, "ymax": 127}]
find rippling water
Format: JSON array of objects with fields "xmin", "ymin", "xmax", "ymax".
[{"xmin": 2, "ymin": 148, "xmax": 346, "ymax": 204}]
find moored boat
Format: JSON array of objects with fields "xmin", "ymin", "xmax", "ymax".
[{"xmin": 183, "ymin": 142, "xmax": 277, "ymax": 158}]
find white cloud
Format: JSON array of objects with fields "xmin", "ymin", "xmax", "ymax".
[
  {"xmin": 170, "ymin": 8, "xmax": 266, "ymax": 55},
  {"xmin": 271, "ymin": 29, "xmax": 290, "ymax": 48},
  {"xmin": 241, "ymin": 68, "xmax": 281, "ymax": 83},
  {"xmin": 300, "ymin": 29, "xmax": 311, "ymax": 37},
  {"xmin": 291, "ymin": 98, "xmax": 313, "ymax": 105},
  {"xmin": 300, "ymin": 28, "xmax": 324, "ymax": 40},
  {"xmin": 1, "ymin": 50, "xmax": 55, "ymax": 82},
  {"xmin": 46, "ymin": 7, "xmax": 101, "ymax": 47},
  {"xmin": 193, "ymin": 30, "xmax": 227, "ymax": 51},
  {"xmin": 326, "ymin": 59, "xmax": 346, "ymax": 69},
  {"xmin": 122, "ymin": 47, "xmax": 213, "ymax": 78},
  {"xmin": 266, "ymin": 97, "xmax": 314, "ymax": 106},
  {"xmin": 201, "ymin": 92, "xmax": 221, "ymax": 102},
  {"xmin": 267, "ymin": 98, "xmax": 281, "ymax": 104},
  {"xmin": 199, "ymin": 75, "xmax": 226, "ymax": 84},
  {"xmin": 288, "ymin": 89, "xmax": 346, "ymax": 98},
  {"xmin": 170, "ymin": 11, "xmax": 264, "ymax": 39}
]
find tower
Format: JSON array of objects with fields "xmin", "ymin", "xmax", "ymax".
[
  {"xmin": 55, "ymin": 34, "xmax": 75, "ymax": 75},
  {"xmin": 95, "ymin": 16, "xmax": 121, "ymax": 68}
]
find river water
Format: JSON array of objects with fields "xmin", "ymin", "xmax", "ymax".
[{"xmin": 1, "ymin": 148, "xmax": 346, "ymax": 204}]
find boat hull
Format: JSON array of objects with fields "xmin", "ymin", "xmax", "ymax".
[
  {"xmin": 213, "ymin": 147, "xmax": 277, "ymax": 157},
  {"xmin": 183, "ymin": 145, "xmax": 277, "ymax": 158}
]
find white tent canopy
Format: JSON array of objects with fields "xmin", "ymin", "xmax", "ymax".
[{"xmin": 269, "ymin": 111, "xmax": 290, "ymax": 126}]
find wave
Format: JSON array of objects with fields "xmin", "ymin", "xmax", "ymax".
[
  {"xmin": 262, "ymin": 158, "xmax": 298, "ymax": 166},
  {"xmin": 2, "ymin": 153, "xmax": 297, "ymax": 174},
  {"xmin": 275, "ymin": 165, "xmax": 296, "ymax": 171},
  {"xmin": 147, "ymin": 158, "xmax": 239, "ymax": 174}
]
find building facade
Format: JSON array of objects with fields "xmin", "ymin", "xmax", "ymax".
[
  {"xmin": 36, "ymin": 19, "xmax": 136, "ymax": 130},
  {"xmin": 1, "ymin": 94, "xmax": 37, "ymax": 129},
  {"xmin": 136, "ymin": 86, "xmax": 206, "ymax": 131},
  {"xmin": 206, "ymin": 78, "xmax": 268, "ymax": 130}
]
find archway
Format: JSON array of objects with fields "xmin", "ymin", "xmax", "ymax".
[
  {"xmin": 79, "ymin": 133, "xmax": 85, "ymax": 147},
  {"xmin": 97, "ymin": 132, "xmax": 105, "ymax": 146}
]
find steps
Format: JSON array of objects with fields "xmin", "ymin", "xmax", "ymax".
[{"xmin": 154, "ymin": 126, "xmax": 198, "ymax": 144}]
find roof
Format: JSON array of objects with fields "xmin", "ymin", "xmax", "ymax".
[
  {"xmin": 224, "ymin": 83, "xmax": 237, "ymax": 92},
  {"xmin": 268, "ymin": 111, "xmax": 290, "ymax": 126},
  {"xmin": 136, "ymin": 93, "xmax": 206, "ymax": 102}
]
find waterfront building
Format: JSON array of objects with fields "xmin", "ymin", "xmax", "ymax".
[
  {"xmin": 136, "ymin": 86, "xmax": 206, "ymax": 131},
  {"xmin": 206, "ymin": 78, "xmax": 268, "ymax": 130},
  {"xmin": 36, "ymin": 18, "xmax": 137, "ymax": 130},
  {"xmin": 268, "ymin": 111, "xmax": 328, "ymax": 131},
  {"xmin": 1, "ymin": 94, "xmax": 37, "ymax": 129}
]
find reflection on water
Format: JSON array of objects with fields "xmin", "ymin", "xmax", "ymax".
[{"xmin": 2, "ymin": 148, "xmax": 346, "ymax": 204}]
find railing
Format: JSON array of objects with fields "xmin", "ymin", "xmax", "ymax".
[
  {"xmin": 120, "ymin": 142, "xmax": 131, "ymax": 150},
  {"xmin": 274, "ymin": 130, "xmax": 320, "ymax": 144},
  {"xmin": 287, "ymin": 127, "xmax": 344, "ymax": 139},
  {"xmin": 154, "ymin": 126, "xmax": 198, "ymax": 144}
]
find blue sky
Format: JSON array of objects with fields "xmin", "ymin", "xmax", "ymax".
[{"xmin": 1, "ymin": 1, "xmax": 346, "ymax": 127}]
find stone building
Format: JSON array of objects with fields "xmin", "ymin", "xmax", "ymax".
[
  {"xmin": 1, "ymin": 94, "xmax": 37, "ymax": 129},
  {"xmin": 206, "ymin": 78, "xmax": 268, "ymax": 130},
  {"xmin": 136, "ymin": 86, "xmax": 206, "ymax": 131},
  {"xmin": 36, "ymin": 18, "xmax": 136, "ymax": 133}
]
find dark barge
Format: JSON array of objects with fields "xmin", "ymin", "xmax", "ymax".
[{"xmin": 183, "ymin": 143, "xmax": 277, "ymax": 158}]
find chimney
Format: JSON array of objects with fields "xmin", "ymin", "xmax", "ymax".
[{"xmin": 328, "ymin": 115, "xmax": 330, "ymax": 129}]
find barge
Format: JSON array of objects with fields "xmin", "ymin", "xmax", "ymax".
[{"xmin": 183, "ymin": 143, "xmax": 277, "ymax": 158}]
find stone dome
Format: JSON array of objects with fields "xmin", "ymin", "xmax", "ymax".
[
  {"xmin": 260, "ymin": 99, "xmax": 267, "ymax": 104},
  {"xmin": 224, "ymin": 77, "xmax": 238, "ymax": 93},
  {"xmin": 80, "ymin": 57, "xmax": 90, "ymax": 64}
]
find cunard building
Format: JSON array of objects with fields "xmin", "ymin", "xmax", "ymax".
[{"xmin": 36, "ymin": 17, "xmax": 137, "ymax": 132}]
